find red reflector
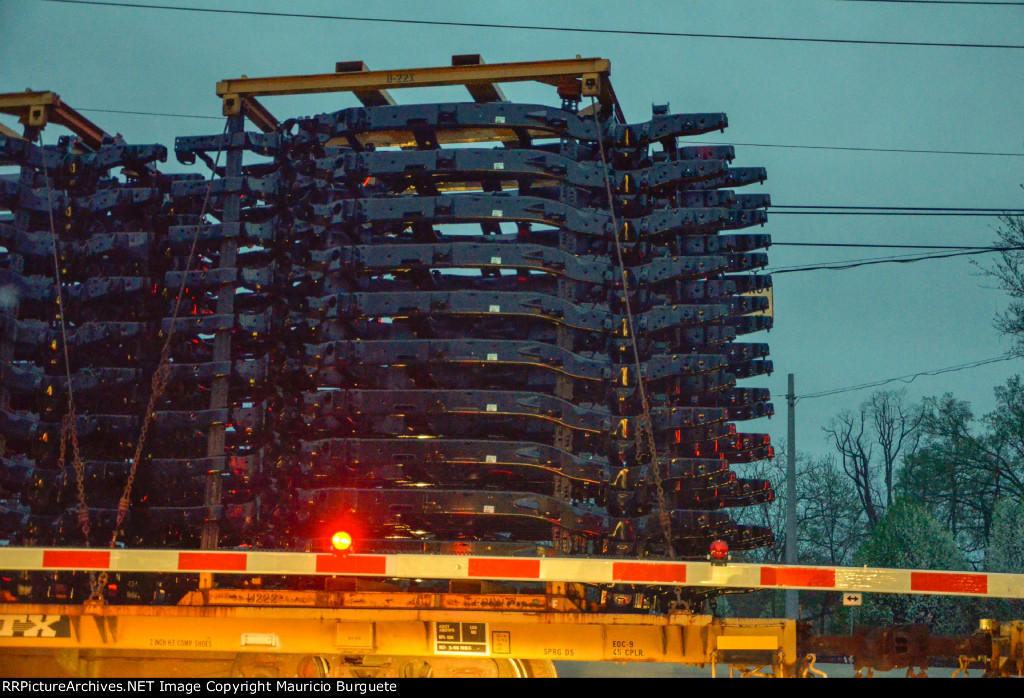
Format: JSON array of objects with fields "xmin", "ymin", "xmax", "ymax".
[
  {"xmin": 43, "ymin": 550, "xmax": 110, "ymax": 569},
  {"xmin": 760, "ymin": 566, "xmax": 835, "ymax": 588},
  {"xmin": 612, "ymin": 561, "xmax": 687, "ymax": 584},
  {"xmin": 315, "ymin": 555, "xmax": 387, "ymax": 575},
  {"xmin": 467, "ymin": 558, "xmax": 540, "ymax": 579},
  {"xmin": 911, "ymin": 571, "xmax": 987, "ymax": 595},
  {"xmin": 177, "ymin": 552, "xmax": 247, "ymax": 571}
]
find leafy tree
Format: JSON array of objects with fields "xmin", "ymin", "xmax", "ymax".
[
  {"xmin": 986, "ymin": 497, "xmax": 1024, "ymax": 619},
  {"xmin": 898, "ymin": 395, "xmax": 995, "ymax": 559},
  {"xmin": 901, "ymin": 379, "xmax": 1024, "ymax": 560},
  {"xmin": 986, "ymin": 497, "xmax": 1024, "ymax": 574},
  {"xmin": 854, "ymin": 499, "xmax": 975, "ymax": 634}
]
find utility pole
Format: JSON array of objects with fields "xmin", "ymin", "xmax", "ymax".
[{"xmin": 785, "ymin": 373, "xmax": 799, "ymax": 619}]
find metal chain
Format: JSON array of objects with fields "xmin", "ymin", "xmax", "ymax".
[
  {"xmin": 38, "ymin": 136, "xmax": 92, "ymax": 542},
  {"xmin": 36, "ymin": 123, "xmax": 226, "ymax": 602},
  {"xmin": 590, "ymin": 99, "xmax": 675, "ymax": 558},
  {"xmin": 37, "ymin": 135, "xmax": 105, "ymax": 598},
  {"xmin": 97, "ymin": 119, "xmax": 230, "ymax": 574}
]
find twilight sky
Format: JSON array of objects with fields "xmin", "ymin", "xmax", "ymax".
[{"xmin": 3, "ymin": 0, "xmax": 1023, "ymax": 461}]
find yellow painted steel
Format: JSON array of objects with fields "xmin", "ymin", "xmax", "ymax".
[
  {"xmin": 0, "ymin": 90, "xmax": 109, "ymax": 148},
  {"xmin": 0, "ymin": 91, "xmax": 56, "ymax": 127},
  {"xmin": 0, "ymin": 599, "xmax": 797, "ymax": 671},
  {"xmin": 216, "ymin": 58, "xmax": 611, "ymax": 100}
]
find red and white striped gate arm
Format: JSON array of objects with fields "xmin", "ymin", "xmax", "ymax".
[{"xmin": 1, "ymin": 548, "xmax": 1022, "ymax": 599}]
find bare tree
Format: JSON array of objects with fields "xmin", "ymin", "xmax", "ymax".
[
  {"xmin": 981, "ymin": 210, "xmax": 1024, "ymax": 352},
  {"xmin": 825, "ymin": 390, "xmax": 923, "ymax": 529}
]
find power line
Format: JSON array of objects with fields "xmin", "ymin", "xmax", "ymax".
[
  {"xmin": 773, "ymin": 242, "xmax": 1006, "ymax": 248},
  {"xmin": 830, "ymin": 0, "xmax": 1023, "ymax": 5},
  {"xmin": 772, "ymin": 211, "xmax": 1016, "ymax": 217},
  {"xmin": 773, "ymin": 205, "xmax": 1023, "ymax": 211},
  {"xmin": 688, "ymin": 140, "xmax": 1023, "ymax": 157},
  {"xmin": 772, "ymin": 205, "xmax": 1024, "ymax": 219},
  {"xmin": 79, "ymin": 107, "xmax": 222, "ymax": 121},
  {"xmin": 29, "ymin": 0, "xmax": 1024, "ymax": 50},
  {"xmin": 798, "ymin": 354, "xmax": 1018, "ymax": 401},
  {"xmin": 769, "ymin": 246, "xmax": 1024, "ymax": 273}
]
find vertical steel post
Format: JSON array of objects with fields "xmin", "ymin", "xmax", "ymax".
[
  {"xmin": 785, "ymin": 373, "xmax": 798, "ymax": 619},
  {"xmin": 200, "ymin": 113, "xmax": 243, "ymax": 561}
]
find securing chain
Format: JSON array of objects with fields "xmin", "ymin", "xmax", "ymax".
[
  {"xmin": 38, "ymin": 136, "xmax": 105, "ymax": 595},
  {"xmin": 39, "ymin": 137, "xmax": 91, "ymax": 537},
  {"xmin": 90, "ymin": 120, "xmax": 230, "ymax": 602},
  {"xmin": 590, "ymin": 99, "xmax": 675, "ymax": 558}
]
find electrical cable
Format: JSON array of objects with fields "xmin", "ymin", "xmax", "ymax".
[
  {"xmin": 798, "ymin": 354, "xmax": 1018, "ymax": 401},
  {"xmin": 76, "ymin": 107, "xmax": 222, "ymax": 121},
  {"xmin": 829, "ymin": 0, "xmax": 1023, "ymax": 6},
  {"xmin": 772, "ymin": 206, "xmax": 1024, "ymax": 219},
  {"xmin": 28, "ymin": 0, "xmax": 1024, "ymax": 50},
  {"xmin": 686, "ymin": 140, "xmax": 1023, "ymax": 157},
  {"xmin": 772, "ymin": 211, "xmax": 1015, "ymax": 217},
  {"xmin": 768, "ymin": 246, "xmax": 1024, "ymax": 273},
  {"xmin": 773, "ymin": 205, "xmax": 1023, "ymax": 211},
  {"xmin": 773, "ymin": 243, "xmax": 1007, "ymax": 249}
]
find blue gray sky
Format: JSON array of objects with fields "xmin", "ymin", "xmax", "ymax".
[{"xmin": 3, "ymin": 0, "xmax": 1023, "ymax": 460}]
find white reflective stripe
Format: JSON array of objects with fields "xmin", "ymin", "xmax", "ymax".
[
  {"xmin": 988, "ymin": 572, "xmax": 1023, "ymax": 599},
  {"xmin": 393, "ymin": 554, "xmax": 470, "ymax": 580},
  {"xmin": 0, "ymin": 548, "xmax": 44, "ymax": 570},
  {"xmin": 242, "ymin": 552, "xmax": 318, "ymax": 576},
  {"xmin": 836, "ymin": 567, "xmax": 909, "ymax": 594},
  {"xmin": 691, "ymin": 562, "xmax": 761, "ymax": 588},
  {"xmin": 109, "ymin": 549, "xmax": 179, "ymax": 573},
  {"xmin": 541, "ymin": 558, "xmax": 613, "ymax": 585}
]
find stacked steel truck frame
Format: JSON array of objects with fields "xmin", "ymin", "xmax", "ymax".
[{"xmin": 0, "ymin": 59, "xmax": 775, "ymax": 605}]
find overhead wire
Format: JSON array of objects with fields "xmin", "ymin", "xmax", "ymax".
[
  {"xmin": 773, "ymin": 205, "xmax": 1024, "ymax": 211},
  {"xmin": 76, "ymin": 108, "xmax": 223, "ymax": 121},
  {"xmin": 773, "ymin": 242, "xmax": 1009, "ymax": 249},
  {"xmin": 768, "ymin": 245, "xmax": 1024, "ymax": 273},
  {"xmin": 28, "ymin": 0, "xmax": 1024, "ymax": 50},
  {"xmin": 772, "ymin": 211, "xmax": 1016, "ymax": 217},
  {"xmin": 828, "ymin": 0, "xmax": 1023, "ymax": 5},
  {"xmin": 685, "ymin": 140, "xmax": 1022, "ymax": 157},
  {"xmin": 797, "ymin": 354, "xmax": 1019, "ymax": 401}
]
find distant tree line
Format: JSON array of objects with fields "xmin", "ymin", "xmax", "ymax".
[{"xmin": 726, "ymin": 211, "xmax": 1024, "ymax": 634}]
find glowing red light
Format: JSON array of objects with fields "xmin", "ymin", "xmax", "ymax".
[
  {"xmin": 709, "ymin": 540, "xmax": 729, "ymax": 560},
  {"xmin": 331, "ymin": 530, "xmax": 353, "ymax": 552}
]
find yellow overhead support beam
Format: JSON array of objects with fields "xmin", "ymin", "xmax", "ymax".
[
  {"xmin": 217, "ymin": 57, "xmax": 624, "ymax": 128},
  {"xmin": 0, "ymin": 91, "xmax": 109, "ymax": 150}
]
